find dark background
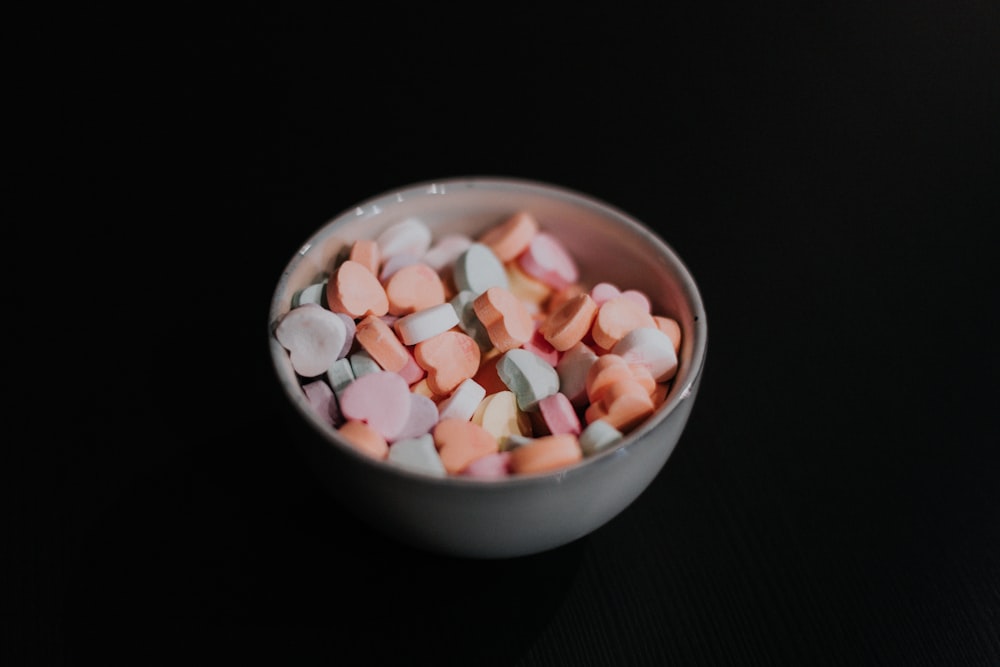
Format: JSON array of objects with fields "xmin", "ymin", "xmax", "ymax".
[{"xmin": 14, "ymin": 2, "xmax": 1000, "ymax": 665}]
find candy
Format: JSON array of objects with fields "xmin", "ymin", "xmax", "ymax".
[
  {"xmin": 432, "ymin": 418, "xmax": 498, "ymax": 474},
  {"xmin": 495, "ymin": 348, "xmax": 560, "ymax": 412},
  {"xmin": 384, "ymin": 262, "xmax": 446, "ymax": 316},
  {"xmin": 355, "ymin": 314, "xmax": 409, "ymax": 373},
  {"xmin": 276, "ymin": 209, "xmax": 685, "ymax": 479},
  {"xmin": 274, "ymin": 303, "xmax": 349, "ymax": 377},
  {"xmin": 394, "ymin": 302, "xmax": 460, "ymax": 346},
  {"xmin": 611, "ymin": 326, "xmax": 678, "ymax": 382},
  {"xmin": 516, "ymin": 232, "xmax": 578, "ymax": 290},
  {"xmin": 414, "ymin": 330, "xmax": 481, "ymax": 396},
  {"xmin": 590, "ymin": 295, "xmax": 657, "ymax": 350},
  {"xmin": 388, "ymin": 434, "xmax": 448, "ymax": 477},
  {"xmin": 436, "ymin": 378, "xmax": 487, "ymax": 422},
  {"xmin": 539, "ymin": 292, "xmax": 597, "ymax": 352},
  {"xmin": 326, "ymin": 260, "xmax": 389, "ymax": 319},
  {"xmin": 338, "ymin": 370, "xmax": 412, "ymax": 441},
  {"xmin": 579, "ymin": 420, "xmax": 623, "ymax": 456},
  {"xmin": 338, "ymin": 419, "xmax": 389, "ymax": 460},
  {"xmin": 473, "ymin": 286, "xmax": 534, "ymax": 353},
  {"xmin": 508, "ymin": 434, "xmax": 582, "ymax": 474},
  {"xmin": 453, "ymin": 242, "xmax": 508, "ymax": 295},
  {"xmin": 477, "ymin": 210, "xmax": 539, "ymax": 263},
  {"xmin": 376, "ymin": 217, "xmax": 433, "ymax": 260}
]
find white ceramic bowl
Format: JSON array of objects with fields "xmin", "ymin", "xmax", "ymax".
[{"xmin": 268, "ymin": 176, "xmax": 708, "ymax": 558}]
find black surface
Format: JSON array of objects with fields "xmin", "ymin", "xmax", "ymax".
[{"xmin": 15, "ymin": 3, "xmax": 1000, "ymax": 665}]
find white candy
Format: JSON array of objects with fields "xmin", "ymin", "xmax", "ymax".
[
  {"xmin": 274, "ymin": 303, "xmax": 349, "ymax": 377},
  {"xmin": 496, "ymin": 348, "xmax": 560, "ymax": 412},
  {"xmin": 349, "ymin": 349, "xmax": 382, "ymax": 378},
  {"xmin": 453, "ymin": 243, "xmax": 508, "ymax": 295},
  {"xmin": 556, "ymin": 342, "xmax": 599, "ymax": 408},
  {"xmin": 326, "ymin": 357, "xmax": 356, "ymax": 399},
  {"xmin": 292, "ymin": 280, "xmax": 326, "ymax": 307},
  {"xmin": 376, "ymin": 217, "xmax": 432, "ymax": 259},
  {"xmin": 388, "ymin": 434, "xmax": 447, "ymax": 477},
  {"xmin": 436, "ymin": 378, "xmax": 487, "ymax": 422},
  {"xmin": 450, "ymin": 290, "xmax": 493, "ymax": 350},
  {"xmin": 422, "ymin": 234, "xmax": 473, "ymax": 271},
  {"xmin": 394, "ymin": 302, "xmax": 460, "ymax": 345},
  {"xmin": 612, "ymin": 326, "xmax": 678, "ymax": 382},
  {"xmin": 579, "ymin": 420, "xmax": 623, "ymax": 456}
]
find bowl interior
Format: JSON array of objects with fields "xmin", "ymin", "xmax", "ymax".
[{"xmin": 269, "ymin": 177, "xmax": 707, "ymax": 482}]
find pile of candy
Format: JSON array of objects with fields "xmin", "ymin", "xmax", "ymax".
[{"xmin": 273, "ymin": 211, "xmax": 681, "ymax": 479}]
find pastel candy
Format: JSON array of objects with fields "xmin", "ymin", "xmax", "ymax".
[
  {"xmin": 460, "ymin": 451, "xmax": 512, "ymax": 480},
  {"xmin": 508, "ymin": 434, "xmax": 582, "ymax": 474},
  {"xmin": 539, "ymin": 292, "xmax": 597, "ymax": 352},
  {"xmin": 292, "ymin": 280, "xmax": 327, "ymax": 307},
  {"xmin": 394, "ymin": 302, "xmax": 459, "ymax": 345},
  {"xmin": 348, "ymin": 239, "xmax": 381, "ymax": 275},
  {"xmin": 450, "ymin": 290, "xmax": 493, "ymax": 350},
  {"xmin": 496, "ymin": 348, "xmax": 560, "ymax": 411},
  {"xmin": 414, "ymin": 330, "xmax": 482, "ymax": 396},
  {"xmin": 589, "ymin": 282, "xmax": 621, "ymax": 306},
  {"xmin": 556, "ymin": 342, "xmax": 599, "ymax": 408},
  {"xmin": 390, "ymin": 393, "xmax": 440, "ymax": 443},
  {"xmin": 384, "ymin": 262, "xmax": 446, "ymax": 315},
  {"xmin": 472, "ymin": 390, "xmax": 532, "ymax": 444},
  {"xmin": 477, "ymin": 210, "xmax": 538, "ymax": 262},
  {"xmin": 538, "ymin": 392, "xmax": 581, "ymax": 436},
  {"xmin": 432, "ymin": 418, "xmax": 499, "ymax": 474},
  {"xmin": 397, "ymin": 345, "xmax": 427, "ymax": 385},
  {"xmin": 436, "ymin": 378, "xmax": 487, "ymax": 422},
  {"xmin": 326, "ymin": 260, "xmax": 389, "ymax": 319},
  {"xmin": 376, "ymin": 217, "xmax": 432, "ymax": 259},
  {"xmin": 517, "ymin": 232, "xmax": 578, "ymax": 290},
  {"xmin": 326, "ymin": 357, "xmax": 356, "ymax": 399},
  {"xmin": 653, "ymin": 315, "xmax": 683, "ymax": 354},
  {"xmin": 274, "ymin": 303, "xmax": 349, "ymax": 377},
  {"xmin": 612, "ymin": 326, "xmax": 679, "ymax": 382},
  {"xmin": 422, "ymin": 234, "xmax": 473, "ymax": 272},
  {"xmin": 621, "ymin": 289, "xmax": 652, "ymax": 314},
  {"xmin": 505, "ymin": 261, "xmax": 552, "ymax": 308},
  {"xmin": 349, "ymin": 349, "xmax": 382, "ymax": 378},
  {"xmin": 379, "ymin": 252, "xmax": 420, "ymax": 282},
  {"xmin": 388, "ymin": 434, "xmax": 447, "ymax": 477},
  {"xmin": 453, "ymin": 242, "xmax": 509, "ymax": 295},
  {"xmin": 355, "ymin": 314, "xmax": 409, "ymax": 373},
  {"xmin": 473, "ymin": 286, "xmax": 534, "ymax": 353},
  {"xmin": 338, "ymin": 370, "xmax": 412, "ymax": 441},
  {"xmin": 591, "ymin": 296, "xmax": 657, "ymax": 350},
  {"xmin": 302, "ymin": 379, "xmax": 341, "ymax": 427},
  {"xmin": 502, "ymin": 434, "xmax": 534, "ymax": 451},
  {"xmin": 337, "ymin": 420, "xmax": 389, "ymax": 460},
  {"xmin": 334, "ymin": 313, "xmax": 357, "ymax": 359},
  {"xmin": 579, "ymin": 419, "xmax": 623, "ymax": 456},
  {"xmin": 522, "ymin": 323, "xmax": 561, "ymax": 366}
]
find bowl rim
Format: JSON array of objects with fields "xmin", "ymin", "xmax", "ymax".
[{"xmin": 268, "ymin": 175, "xmax": 709, "ymax": 488}]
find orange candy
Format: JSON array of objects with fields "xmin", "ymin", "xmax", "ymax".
[
  {"xmin": 539, "ymin": 292, "xmax": 598, "ymax": 352},
  {"xmin": 337, "ymin": 419, "xmax": 389, "ymax": 460},
  {"xmin": 326, "ymin": 260, "xmax": 389, "ymax": 319},
  {"xmin": 590, "ymin": 296, "xmax": 657, "ymax": 350},
  {"xmin": 348, "ymin": 239, "xmax": 381, "ymax": 275},
  {"xmin": 384, "ymin": 262, "xmax": 446, "ymax": 316},
  {"xmin": 355, "ymin": 314, "xmax": 409, "ymax": 373},
  {"xmin": 508, "ymin": 434, "xmax": 582, "ymax": 474},
  {"xmin": 414, "ymin": 330, "xmax": 482, "ymax": 396},
  {"xmin": 432, "ymin": 418, "xmax": 499, "ymax": 474},
  {"xmin": 473, "ymin": 286, "xmax": 535, "ymax": 353},
  {"xmin": 478, "ymin": 211, "xmax": 539, "ymax": 262}
]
